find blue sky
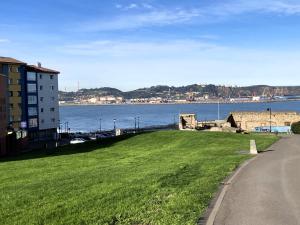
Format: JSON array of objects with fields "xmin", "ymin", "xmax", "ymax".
[{"xmin": 1, "ymin": 0, "xmax": 300, "ymax": 91}]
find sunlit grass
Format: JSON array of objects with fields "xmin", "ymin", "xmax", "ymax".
[{"xmin": 0, "ymin": 131, "xmax": 278, "ymax": 225}]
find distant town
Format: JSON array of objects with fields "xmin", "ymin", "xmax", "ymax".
[{"xmin": 59, "ymin": 84, "xmax": 300, "ymax": 105}]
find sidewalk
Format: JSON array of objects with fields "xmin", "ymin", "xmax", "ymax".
[{"xmin": 214, "ymin": 135, "xmax": 300, "ymax": 225}]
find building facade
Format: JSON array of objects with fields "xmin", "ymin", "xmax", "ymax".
[
  {"xmin": 27, "ymin": 64, "xmax": 60, "ymax": 140},
  {"xmin": 0, "ymin": 74, "xmax": 8, "ymax": 156},
  {"xmin": 227, "ymin": 111, "xmax": 300, "ymax": 132},
  {"xmin": 0, "ymin": 57, "xmax": 27, "ymax": 131},
  {"xmin": 0, "ymin": 57, "xmax": 61, "ymax": 156}
]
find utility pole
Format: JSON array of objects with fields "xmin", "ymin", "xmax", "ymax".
[
  {"xmin": 134, "ymin": 117, "xmax": 137, "ymax": 132},
  {"xmin": 137, "ymin": 117, "xmax": 140, "ymax": 131},
  {"xmin": 217, "ymin": 100, "xmax": 220, "ymax": 120},
  {"xmin": 267, "ymin": 108, "xmax": 272, "ymax": 133}
]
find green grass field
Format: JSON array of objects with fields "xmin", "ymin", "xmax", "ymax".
[{"xmin": 0, "ymin": 131, "xmax": 278, "ymax": 225}]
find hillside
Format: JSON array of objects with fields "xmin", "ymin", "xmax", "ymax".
[
  {"xmin": 59, "ymin": 84, "xmax": 300, "ymax": 101},
  {"xmin": 0, "ymin": 131, "xmax": 278, "ymax": 225}
]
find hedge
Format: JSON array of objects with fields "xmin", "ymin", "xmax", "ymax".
[{"xmin": 291, "ymin": 121, "xmax": 300, "ymax": 134}]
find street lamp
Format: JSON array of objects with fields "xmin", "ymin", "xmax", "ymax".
[
  {"xmin": 137, "ymin": 117, "xmax": 140, "ymax": 130},
  {"xmin": 113, "ymin": 119, "xmax": 116, "ymax": 131},
  {"xmin": 267, "ymin": 108, "xmax": 272, "ymax": 133},
  {"xmin": 99, "ymin": 118, "xmax": 102, "ymax": 132}
]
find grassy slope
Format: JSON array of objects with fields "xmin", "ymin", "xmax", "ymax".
[{"xmin": 0, "ymin": 131, "xmax": 278, "ymax": 225}]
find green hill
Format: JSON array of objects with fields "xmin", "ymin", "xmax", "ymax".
[{"xmin": 0, "ymin": 131, "xmax": 277, "ymax": 225}]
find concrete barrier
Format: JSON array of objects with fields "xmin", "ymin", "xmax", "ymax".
[{"xmin": 250, "ymin": 140, "xmax": 258, "ymax": 155}]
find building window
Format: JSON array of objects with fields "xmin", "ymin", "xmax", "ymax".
[
  {"xmin": 50, "ymin": 107, "xmax": 55, "ymax": 112},
  {"xmin": 51, "ymin": 97, "xmax": 55, "ymax": 101},
  {"xmin": 29, "ymin": 118, "xmax": 38, "ymax": 128},
  {"xmin": 27, "ymin": 84, "xmax": 37, "ymax": 93},
  {"xmin": 285, "ymin": 122, "xmax": 291, "ymax": 126},
  {"xmin": 50, "ymin": 75, "xmax": 54, "ymax": 79},
  {"xmin": 51, "ymin": 118, "xmax": 55, "ymax": 122},
  {"xmin": 8, "ymin": 79, "xmax": 13, "ymax": 85},
  {"xmin": 40, "ymin": 97, "xmax": 44, "ymax": 102},
  {"xmin": 41, "ymin": 108, "xmax": 44, "ymax": 113},
  {"xmin": 18, "ymin": 91, "xmax": 22, "ymax": 97},
  {"xmin": 27, "ymin": 72, "xmax": 36, "ymax": 81},
  {"xmin": 50, "ymin": 86, "xmax": 54, "ymax": 90},
  {"xmin": 9, "ymin": 91, "xmax": 13, "ymax": 97},
  {"xmin": 41, "ymin": 119, "xmax": 44, "ymax": 124},
  {"xmin": 28, "ymin": 107, "xmax": 37, "ymax": 116},
  {"xmin": 28, "ymin": 95, "xmax": 37, "ymax": 104},
  {"xmin": 9, "ymin": 104, "xmax": 13, "ymax": 110},
  {"xmin": 39, "ymin": 74, "xmax": 43, "ymax": 79},
  {"xmin": 17, "ymin": 79, "xmax": 21, "ymax": 84},
  {"xmin": 40, "ymin": 85, "xmax": 43, "ymax": 90}
]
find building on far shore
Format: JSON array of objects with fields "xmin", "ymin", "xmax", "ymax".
[
  {"xmin": 0, "ymin": 73, "xmax": 8, "ymax": 156},
  {"xmin": 227, "ymin": 111, "xmax": 300, "ymax": 132}
]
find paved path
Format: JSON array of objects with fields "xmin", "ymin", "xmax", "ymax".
[{"xmin": 214, "ymin": 135, "xmax": 300, "ymax": 225}]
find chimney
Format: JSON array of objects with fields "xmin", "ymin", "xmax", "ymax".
[{"xmin": 37, "ymin": 62, "xmax": 42, "ymax": 68}]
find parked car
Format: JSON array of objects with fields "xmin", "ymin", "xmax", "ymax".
[{"xmin": 70, "ymin": 138, "xmax": 86, "ymax": 144}]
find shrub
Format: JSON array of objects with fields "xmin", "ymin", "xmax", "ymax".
[{"xmin": 291, "ymin": 121, "xmax": 300, "ymax": 134}]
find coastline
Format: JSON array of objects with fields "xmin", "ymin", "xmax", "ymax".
[{"xmin": 59, "ymin": 99, "xmax": 300, "ymax": 107}]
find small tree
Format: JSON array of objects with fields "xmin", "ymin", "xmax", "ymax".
[{"xmin": 291, "ymin": 121, "xmax": 300, "ymax": 134}]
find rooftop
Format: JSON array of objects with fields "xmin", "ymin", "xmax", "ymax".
[
  {"xmin": 27, "ymin": 65, "xmax": 60, "ymax": 74},
  {"xmin": 0, "ymin": 57, "xmax": 26, "ymax": 64}
]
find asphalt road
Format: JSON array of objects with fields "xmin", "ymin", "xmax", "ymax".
[{"xmin": 214, "ymin": 135, "xmax": 300, "ymax": 225}]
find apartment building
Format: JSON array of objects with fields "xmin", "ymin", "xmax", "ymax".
[
  {"xmin": 0, "ymin": 74, "xmax": 8, "ymax": 156},
  {"xmin": 0, "ymin": 56, "xmax": 61, "ymax": 156},
  {"xmin": 0, "ymin": 57, "xmax": 26, "ymax": 131},
  {"xmin": 27, "ymin": 64, "xmax": 60, "ymax": 140}
]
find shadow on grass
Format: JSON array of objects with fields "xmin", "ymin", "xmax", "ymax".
[{"xmin": 0, "ymin": 133, "xmax": 146, "ymax": 163}]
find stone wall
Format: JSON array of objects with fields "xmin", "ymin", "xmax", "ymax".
[
  {"xmin": 179, "ymin": 114, "xmax": 197, "ymax": 130},
  {"xmin": 228, "ymin": 112, "xmax": 300, "ymax": 131}
]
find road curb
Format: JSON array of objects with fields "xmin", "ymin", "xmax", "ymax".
[{"xmin": 203, "ymin": 156, "xmax": 258, "ymax": 225}]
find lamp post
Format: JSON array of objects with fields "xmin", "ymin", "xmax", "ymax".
[
  {"xmin": 134, "ymin": 117, "xmax": 137, "ymax": 132},
  {"xmin": 113, "ymin": 119, "xmax": 116, "ymax": 131},
  {"xmin": 217, "ymin": 100, "xmax": 220, "ymax": 120},
  {"xmin": 137, "ymin": 117, "xmax": 140, "ymax": 131},
  {"xmin": 99, "ymin": 118, "xmax": 102, "ymax": 132},
  {"xmin": 267, "ymin": 108, "xmax": 272, "ymax": 133}
]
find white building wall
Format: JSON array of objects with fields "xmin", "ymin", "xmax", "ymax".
[{"xmin": 37, "ymin": 73, "xmax": 59, "ymax": 130}]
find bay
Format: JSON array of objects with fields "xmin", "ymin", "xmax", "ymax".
[{"xmin": 59, "ymin": 101, "xmax": 300, "ymax": 132}]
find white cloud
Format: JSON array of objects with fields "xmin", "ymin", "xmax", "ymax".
[
  {"xmin": 208, "ymin": 0, "xmax": 300, "ymax": 16},
  {"xmin": 115, "ymin": 2, "xmax": 154, "ymax": 11},
  {"xmin": 81, "ymin": 8, "xmax": 201, "ymax": 31},
  {"xmin": 127, "ymin": 3, "xmax": 138, "ymax": 9},
  {"xmin": 59, "ymin": 39, "xmax": 221, "ymax": 57},
  {"xmin": 85, "ymin": 0, "xmax": 300, "ymax": 31},
  {"xmin": 115, "ymin": 4, "xmax": 122, "ymax": 9},
  {"xmin": 0, "ymin": 39, "xmax": 10, "ymax": 43}
]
